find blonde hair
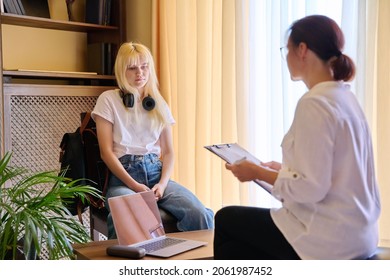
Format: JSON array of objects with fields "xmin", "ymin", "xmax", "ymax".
[{"xmin": 114, "ymin": 42, "xmax": 171, "ymax": 126}]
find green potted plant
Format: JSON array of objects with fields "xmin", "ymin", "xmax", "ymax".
[{"xmin": 0, "ymin": 152, "xmax": 102, "ymax": 260}]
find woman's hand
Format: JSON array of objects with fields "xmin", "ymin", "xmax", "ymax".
[
  {"xmin": 226, "ymin": 159, "xmax": 279, "ymax": 185},
  {"xmin": 262, "ymin": 161, "xmax": 282, "ymax": 171},
  {"xmin": 225, "ymin": 160, "xmax": 258, "ymax": 182}
]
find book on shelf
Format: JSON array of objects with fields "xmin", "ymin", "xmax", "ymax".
[
  {"xmin": 19, "ymin": 0, "xmax": 50, "ymax": 18},
  {"xmin": 16, "ymin": 0, "xmax": 25, "ymax": 15},
  {"xmin": 87, "ymin": 43, "xmax": 114, "ymax": 75},
  {"xmin": 85, "ymin": 0, "xmax": 112, "ymax": 25},
  {"xmin": 47, "ymin": 0, "xmax": 68, "ymax": 21},
  {"xmin": 3, "ymin": 0, "xmax": 46, "ymax": 17},
  {"xmin": 3, "ymin": 0, "xmax": 13, "ymax": 14},
  {"xmin": 3, "ymin": 0, "xmax": 21, "ymax": 15}
]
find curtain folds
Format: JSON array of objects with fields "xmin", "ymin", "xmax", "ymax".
[
  {"xmin": 152, "ymin": 0, "xmax": 248, "ymax": 210},
  {"xmin": 376, "ymin": 0, "xmax": 390, "ymax": 247}
]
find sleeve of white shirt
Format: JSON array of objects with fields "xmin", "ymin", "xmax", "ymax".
[
  {"xmin": 272, "ymin": 96, "xmax": 337, "ymax": 204},
  {"xmin": 91, "ymin": 90, "xmax": 116, "ymax": 124}
]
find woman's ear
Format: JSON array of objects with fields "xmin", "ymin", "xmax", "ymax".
[{"xmin": 297, "ymin": 42, "xmax": 309, "ymax": 59}]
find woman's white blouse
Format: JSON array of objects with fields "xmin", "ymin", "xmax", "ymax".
[{"xmin": 271, "ymin": 81, "xmax": 381, "ymax": 260}]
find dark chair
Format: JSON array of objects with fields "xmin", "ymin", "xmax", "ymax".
[{"xmin": 80, "ymin": 112, "xmax": 179, "ymax": 241}]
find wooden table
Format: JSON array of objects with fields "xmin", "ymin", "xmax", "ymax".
[{"xmin": 73, "ymin": 229, "xmax": 214, "ymax": 260}]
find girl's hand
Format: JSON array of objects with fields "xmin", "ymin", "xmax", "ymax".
[
  {"xmin": 151, "ymin": 183, "xmax": 167, "ymax": 200},
  {"xmin": 134, "ymin": 183, "xmax": 150, "ymax": 193}
]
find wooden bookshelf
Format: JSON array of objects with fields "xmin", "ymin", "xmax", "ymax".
[
  {"xmin": 0, "ymin": 0, "xmax": 126, "ymax": 156},
  {"xmin": 3, "ymin": 70, "xmax": 115, "ymax": 81},
  {"xmin": 0, "ymin": 12, "xmax": 118, "ymax": 32},
  {"xmin": 0, "ymin": 0, "xmax": 125, "ymax": 79}
]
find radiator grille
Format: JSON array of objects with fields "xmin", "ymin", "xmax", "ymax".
[{"xmin": 9, "ymin": 95, "xmax": 98, "ymax": 172}]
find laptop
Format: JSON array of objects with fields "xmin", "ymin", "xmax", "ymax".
[{"xmin": 107, "ymin": 191, "xmax": 207, "ymax": 258}]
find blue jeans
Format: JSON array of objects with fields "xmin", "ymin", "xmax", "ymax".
[{"xmin": 105, "ymin": 154, "xmax": 214, "ymax": 239}]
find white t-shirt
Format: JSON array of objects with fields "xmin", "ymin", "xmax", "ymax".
[
  {"xmin": 91, "ymin": 89, "xmax": 175, "ymax": 158},
  {"xmin": 271, "ymin": 81, "xmax": 381, "ymax": 260}
]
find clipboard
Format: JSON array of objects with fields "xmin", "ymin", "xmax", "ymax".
[{"xmin": 204, "ymin": 143, "xmax": 272, "ymax": 194}]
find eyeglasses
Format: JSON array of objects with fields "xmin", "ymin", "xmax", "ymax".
[{"xmin": 280, "ymin": 46, "xmax": 288, "ymax": 60}]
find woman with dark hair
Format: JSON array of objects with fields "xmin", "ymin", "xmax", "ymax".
[
  {"xmin": 214, "ymin": 15, "xmax": 380, "ymax": 260},
  {"xmin": 92, "ymin": 42, "xmax": 214, "ymax": 239}
]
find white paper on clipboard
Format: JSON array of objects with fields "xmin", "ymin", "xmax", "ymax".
[{"xmin": 204, "ymin": 143, "xmax": 273, "ymax": 194}]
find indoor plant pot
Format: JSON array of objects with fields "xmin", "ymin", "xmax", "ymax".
[{"xmin": 0, "ymin": 152, "xmax": 102, "ymax": 260}]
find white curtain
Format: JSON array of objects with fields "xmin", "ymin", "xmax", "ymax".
[
  {"xmin": 152, "ymin": 0, "xmax": 248, "ymax": 211},
  {"xmin": 246, "ymin": 0, "xmax": 376, "ymax": 207}
]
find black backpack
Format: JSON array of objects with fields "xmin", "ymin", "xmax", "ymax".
[{"xmin": 59, "ymin": 112, "xmax": 108, "ymax": 222}]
